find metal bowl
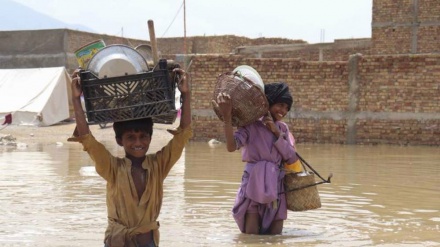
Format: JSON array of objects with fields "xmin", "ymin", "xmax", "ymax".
[
  {"xmin": 87, "ymin": 44, "xmax": 149, "ymax": 78},
  {"xmin": 135, "ymin": 44, "xmax": 154, "ymax": 67}
]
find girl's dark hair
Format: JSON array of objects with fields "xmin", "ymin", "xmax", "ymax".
[
  {"xmin": 113, "ymin": 118, "xmax": 153, "ymax": 139},
  {"xmin": 264, "ymin": 82, "xmax": 293, "ymax": 111}
]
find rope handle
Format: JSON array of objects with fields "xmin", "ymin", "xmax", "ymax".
[
  {"xmin": 296, "ymin": 152, "xmax": 333, "ymax": 184},
  {"xmin": 281, "ymin": 152, "xmax": 333, "ymax": 193}
]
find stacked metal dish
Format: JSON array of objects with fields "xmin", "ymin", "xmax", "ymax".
[{"xmin": 87, "ymin": 45, "xmax": 149, "ymax": 78}]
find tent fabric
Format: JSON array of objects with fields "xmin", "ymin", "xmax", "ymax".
[{"xmin": 0, "ymin": 67, "xmax": 72, "ymax": 126}]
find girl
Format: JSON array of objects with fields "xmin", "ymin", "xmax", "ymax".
[{"xmin": 215, "ymin": 82, "xmax": 298, "ymax": 234}]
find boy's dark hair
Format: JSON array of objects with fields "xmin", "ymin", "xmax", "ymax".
[{"xmin": 113, "ymin": 118, "xmax": 153, "ymax": 139}]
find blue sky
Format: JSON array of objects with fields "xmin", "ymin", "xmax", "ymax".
[{"xmin": 10, "ymin": 0, "xmax": 372, "ymax": 43}]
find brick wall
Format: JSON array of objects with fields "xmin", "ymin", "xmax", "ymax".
[
  {"xmin": 189, "ymin": 54, "xmax": 440, "ymax": 145},
  {"xmin": 372, "ymin": 0, "xmax": 440, "ymax": 54}
]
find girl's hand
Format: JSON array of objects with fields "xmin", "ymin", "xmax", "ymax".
[
  {"xmin": 263, "ymin": 111, "xmax": 280, "ymax": 137},
  {"xmin": 213, "ymin": 93, "xmax": 233, "ymax": 121},
  {"xmin": 71, "ymin": 69, "xmax": 82, "ymax": 98}
]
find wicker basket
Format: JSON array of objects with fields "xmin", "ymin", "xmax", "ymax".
[
  {"xmin": 284, "ymin": 171, "xmax": 322, "ymax": 211},
  {"xmin": 212, "ymin": 72, "xmax": 268, "ymax": 127}
]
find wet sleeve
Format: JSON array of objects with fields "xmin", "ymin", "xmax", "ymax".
[
  {"xmin": 288, "ymin": 131, "xmax": 297, "ymax": 150},
  {"xmin": 155, "ymin": 126, "xmax": 193, "ymax": 180},
  {"xmin": 273, "ymin": 123, "xmax": 298, "ymax": 164},
  {"xmin": 68, "ymin": 134, "xmax": 116, "ymax": 182},
  {"xmin": 233, "ymin": 126, "xmax": 249, "ymax": 150}
]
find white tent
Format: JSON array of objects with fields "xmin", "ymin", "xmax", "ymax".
[{"xmin": 0, "ymin": 67, "xmax": 73, "ymax": 126}]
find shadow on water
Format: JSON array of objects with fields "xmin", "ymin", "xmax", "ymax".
[{"xmin": 0, "ymin": 139, "xmax": 439, "ymax": 246}]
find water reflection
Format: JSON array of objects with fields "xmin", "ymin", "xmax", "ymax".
[{"xmin": 0, "ymin": 140, "xmax": 439, "ymax": 246}]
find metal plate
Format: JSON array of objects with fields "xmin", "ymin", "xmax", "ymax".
[
  {"xmin": 135, "ymin": 44, "xmax": 154, "ymax": 66},
  {"xmin": 87, "ymin": 44, "xmax": 149, "ymax": 78}
]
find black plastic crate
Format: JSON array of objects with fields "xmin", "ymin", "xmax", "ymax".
[{"xmin": 80, "ymin": 59, "xmax": 177, "ymax": 125}]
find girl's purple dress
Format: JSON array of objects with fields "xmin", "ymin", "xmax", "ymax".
[{"xmin": 232, "ymin": 119, "xmax": 297, "ymax": 233}]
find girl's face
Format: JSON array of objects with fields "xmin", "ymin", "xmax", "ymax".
[
  {"xmin": 269, "ymin": 103, "xmax": 289, "ymax": 122},
  {"xmin": 117, "ymin": 130, "xmax": 151, "ymax": 158}
]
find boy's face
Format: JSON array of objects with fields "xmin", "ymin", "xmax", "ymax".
[
  {"xmin": 117, "ymin": 130, "xmax": 151, "ymax": 158},
  {"xmin": 269, "ymin": 103, "xmax": 289, "ymax": 122}
]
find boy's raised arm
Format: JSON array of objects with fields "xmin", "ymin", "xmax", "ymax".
[
  {"xmin": 174, "ymin": 68, "xmax": 191, "ymax": 129},
  {"xmin": 71, "ymin": 69, "xmax": 90, "ymax": 136}
]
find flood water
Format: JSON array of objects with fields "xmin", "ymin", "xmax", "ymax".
[{"xmin": 0, "ymin": 130, "xmax": 439, "ymax": 247}]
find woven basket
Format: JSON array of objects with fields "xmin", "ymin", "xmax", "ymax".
[
  {"xmin": 284, "ymin": 171, "xmax": 322, "ymax": 211},
  {"xmin": 212, "ymin": 72, "xmax": 269, "ymax": 127}
]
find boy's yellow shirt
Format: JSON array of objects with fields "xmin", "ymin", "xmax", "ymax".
[{"xmin": 68, "ymin": 126, "xmax": 192, "ymax": 247}]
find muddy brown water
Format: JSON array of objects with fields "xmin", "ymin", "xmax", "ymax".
[{"xmin": 0, "ymin": 123, "xmax": 439, "ymax": 247}]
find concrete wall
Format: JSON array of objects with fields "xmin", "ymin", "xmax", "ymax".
[
  {"xmin": 158, "ymin": 35, "xmax": 306, "ymax": 55},
  {"xmin": 158, "ymin": 35, "xmax": 371, "ymax": 62},
  {"xmin": 0, "ymin": 29, "xmax": 151, "ymax": 73},
  {"xmin": 0, "ymin": 29, "xmax": 67, "ymax": 68},
  {"xmin": 189, "ymin": 54, "xmax": 440, "ymax": 145}
]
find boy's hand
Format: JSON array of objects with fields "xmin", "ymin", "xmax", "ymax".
[
  {"xmin": 173, "ymin": 68, "xmax": 189, "ymax": 94},
  {"xmin": 173, "ymin": 68, "xmax": 191, "ymax": 129},
  {"xmin": 70, "ymin": 68, "xmax": 90, "ymax": 136},
  {"xmin": 71, "ymin": 69, "xmax": 82, "ymax": 98}
]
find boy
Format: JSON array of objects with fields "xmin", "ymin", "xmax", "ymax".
[{"xmin": 68, "ymin": 68, "xmax": 192, "ymax": 247}]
